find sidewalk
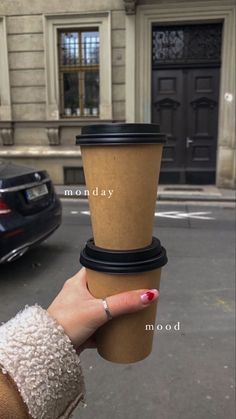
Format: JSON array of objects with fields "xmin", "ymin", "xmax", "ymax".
[{"xmin": 55, "ymin": 184, "xmax": 236, "ymax": 202}]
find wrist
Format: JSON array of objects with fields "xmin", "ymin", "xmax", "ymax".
[{"xmin": 0, "ymin": 305, "xmax": 86, "ymax": 419}]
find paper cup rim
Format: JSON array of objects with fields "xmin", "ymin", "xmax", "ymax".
[
  {"xmin": 80, "ymin": 237, "xmax": 168, "ymax": 274},
  {"xmin": 76, "ymin": 123, "xmax": 166, "ymax": 145}
]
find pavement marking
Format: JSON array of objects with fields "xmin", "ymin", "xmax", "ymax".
[
  {"xmin": 215, "ymin": 298, "xmax": 232, "ymax": 312},
  {"xmin": 70, "ymin": 210, "xmax": 79, "ymax": 214},
  {"xmin": 78, "ymin": 210, "xmax": 215, "ymax": 220},
  {"xmin": 80, "ymin": 211, "xmax": 90, "ymax": 215},
  {"xmin": 154, "ymin": 211, "xmax": 215, "ymax": 220},
  {"xmin": 61, "ymin": 198, "xmax": 235, "ymax": 208}
]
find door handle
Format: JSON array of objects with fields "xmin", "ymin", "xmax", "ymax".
[{"xmin": 186, "ymin": 137, "xmax": 193, "ymax": 148}]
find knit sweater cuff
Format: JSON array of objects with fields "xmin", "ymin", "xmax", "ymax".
[{"xmin": 0, "ymin": 305, "xmax": 86, "ymax": 419}]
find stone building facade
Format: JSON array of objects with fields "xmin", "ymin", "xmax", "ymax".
[{"xmin": 0, "ymin": 0, "xmax": 235, "ymax": 187}]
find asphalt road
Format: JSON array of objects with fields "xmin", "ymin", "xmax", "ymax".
[{"xmin": 0, "ymin": 200, "xmax": 235, "ymax": 419}]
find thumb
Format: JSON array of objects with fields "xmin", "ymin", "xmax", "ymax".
[{"xmin": 98, "ymin": 288, "xmax": 159, "ymax": 326}]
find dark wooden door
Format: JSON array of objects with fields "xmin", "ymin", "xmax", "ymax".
[
  {"xmin": 185, "ymin": 68, "xmax": 219, "ymax": 184},
  {"xmin": 152, "ymin": 67, "xmax": 220, "ymax": 184}
]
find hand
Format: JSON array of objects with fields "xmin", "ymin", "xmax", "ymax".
[{"xmin": 47, "ymin": 268, "xmax": 159, "ymax": 354}]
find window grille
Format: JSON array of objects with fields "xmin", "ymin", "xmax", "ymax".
[
  {"xmin": 64, "ymin": 167, "xmax": 85, "ymax": 185},
  {"xmin": 58, "ymin": 29, "xmax": 100, "ymax": 117},
  {"xmin": 152, "ymin": 24, "xmax": 222, "ymax": 67}
]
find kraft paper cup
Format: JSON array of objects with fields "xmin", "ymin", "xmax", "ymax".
[
  {"xmin": 80, "ymin": 237, "xmax": 168, "ymax": 364},
  {"xmin": 76, "ymin": 124, "xmax": 166, "ymax": 250}
]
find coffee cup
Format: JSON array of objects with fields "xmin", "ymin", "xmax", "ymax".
[
  {"xmin": 76, "ymin": 124, "xmax": 166, "ymax": 250},
  {"xmin": 80, "ymin": 237, "xmax": 168, "ymax": 363}
]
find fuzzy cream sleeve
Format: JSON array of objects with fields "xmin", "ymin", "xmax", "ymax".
[{"xmin": 0, "ymin": 305, "xmax": 86, "ymax": 419}]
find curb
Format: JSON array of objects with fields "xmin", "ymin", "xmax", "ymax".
[{"xmin": 157, "ymin": 195, "xmax": 235, "ymax": 202}]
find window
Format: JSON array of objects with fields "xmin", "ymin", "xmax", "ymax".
[
  {"xmin": 44, "ymin": 13, "xmax": 112, "ymax": 120},
  {"xmin": 152, "ymin": 24, "xmax": 222, "ymax": 67},
  {"xmin": 64, "ymin": 167, "xmax": 85, "ymax": 185},
  {"xmin": 58, "ymin": 29, "xmax": 100, "ymax": 118}
]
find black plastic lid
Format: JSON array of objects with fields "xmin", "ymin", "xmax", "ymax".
[
  {"xmin": 76, "ymin": 123, "xmax": 166, "ymax": 145},
  {"xmin": 80, "ymin": 237, "xmax": 168, "ymax": 274}
]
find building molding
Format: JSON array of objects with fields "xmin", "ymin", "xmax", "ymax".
[
  {"xmin": 135, "ymin": 2, "xmax": 236, "ymax": 187},
  {"xmin": 123, "ymin": 0, "xmax": 137, "ymax": 15},
  {"xmin": 125, "ymin": 13, "xmax": 135, "ymax": 122},
  {"xmin": 0, "ymin": 17, "xmax": 12, "ymax": 121},
  {"xmin": 0, "ymin": 146, "xmax": 82, "ymax": 158},
  {"xmin": 0, "ymin": 128, "xmax": 14, "ymax": 146},
  {"xmin": 47, "ymin": 127, "xmax": 60, "ymax": 145},
  {"xmin": 43, "ymin": 12, "xmax": 112, "ymax": 121},
  {"xmin": 0, "ymin": 119, "xmax": 114, "ymax": 129}
]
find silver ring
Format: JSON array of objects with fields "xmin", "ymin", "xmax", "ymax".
[{"xmin": 102, "ymin": 298, "xmax": 113, "ymax": 321}]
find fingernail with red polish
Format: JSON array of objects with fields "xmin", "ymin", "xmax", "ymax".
[{"xmin": 141, "ymin": 289, "xmax": 159, "ymax": 304}]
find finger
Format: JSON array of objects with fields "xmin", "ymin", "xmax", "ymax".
[
  {"xmin": 77, "ymin": 267, "xmax": 88, "ymax": 288},
  {"xmin": 69, "ymin": 268, "xmax": 92, "ymax": 298},
  {"xmin": 72, "ymin": 267, "xmax": 87, "ymax": 284},
  {"xmin": 97, "ymin": 288, "xmax": 160, "ymax": 325}
]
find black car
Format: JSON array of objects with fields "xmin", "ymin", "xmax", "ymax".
[{"xmin": 0, "ymin": 160, "xmax": 62, "ymax": 263}]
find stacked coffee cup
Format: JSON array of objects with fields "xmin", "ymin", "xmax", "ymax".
[{"xmin": 76, "ymin": 124, "xmax": 168, "ymax": 364}]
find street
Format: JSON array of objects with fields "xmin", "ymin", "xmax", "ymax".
[{"xmin": 0, "ymin": 199, "xmax": 235, "ymax": 419}]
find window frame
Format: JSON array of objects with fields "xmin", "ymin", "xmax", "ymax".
[
  {"xmin": 44, "ymin": 13, "xmax": 112, "ymax": 121},
  {"xmin": 58, "ymin": 27, "xmax": 100, "ymax": 118}
]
